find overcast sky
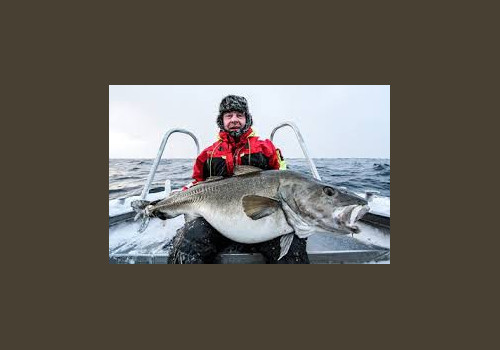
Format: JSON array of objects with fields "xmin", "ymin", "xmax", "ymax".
[{"xmin": 109, "ymin": 85, "xmax": 390, "ymax": 159}]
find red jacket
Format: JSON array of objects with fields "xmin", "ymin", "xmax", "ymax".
[{"xmin": 190, "ymin": 128, "xmax": 283, "ymax": 184}]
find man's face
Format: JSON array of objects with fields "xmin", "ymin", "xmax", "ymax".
[{"xmin": 223, "ymin": 111, "xmax": 246, "ymax": 133}]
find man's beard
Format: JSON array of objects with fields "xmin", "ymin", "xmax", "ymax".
[{"xmin": 227, "ymin": 124, "xmax": 244, "ymax": 137}]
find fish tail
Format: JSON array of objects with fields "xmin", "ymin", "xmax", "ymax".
[
  {"xmin": 131, "ymin": 200, "xmax": 151, "ymax": 213},
  {"xmin": 131, "ymin": 200, "xmax": 154, "ymax": 233}
]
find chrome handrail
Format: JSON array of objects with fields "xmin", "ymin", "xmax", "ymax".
[
  {"xmin": 270, "ymin": 121, "xmax": 321, "ymax": 180},
  {"xmin": 140, "ymin": 128, "xmax": 200, "ymax": 200}
]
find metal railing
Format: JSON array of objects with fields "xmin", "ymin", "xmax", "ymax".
[
  {"xmin": 140, "ymin": 128, "xmax": 200, "ymax": 200},
  {"xmin": 139, "ymin": 123, "xmax": 317, "ymax": 200},
  {"xmin": 270, "ymin": 121, "xmax": 321, "ymax": 180}
]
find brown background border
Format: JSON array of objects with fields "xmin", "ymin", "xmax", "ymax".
[{"xmin": 4, "ymin": 0, "xmax": 484, "ymax": 348}]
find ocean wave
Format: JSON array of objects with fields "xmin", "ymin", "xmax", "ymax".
[{"xmin": 109, "ymin": 158, "xmax": 390, "ymax": 200}]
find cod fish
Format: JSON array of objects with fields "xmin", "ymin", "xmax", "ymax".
[{"xmin": 132, "ymin": 166, "xmax": 369, "ymax": 260}]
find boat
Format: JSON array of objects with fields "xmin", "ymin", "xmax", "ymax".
[{"xmin": 109, "ymin": 122, "xmax": 390, "ymax": 264}]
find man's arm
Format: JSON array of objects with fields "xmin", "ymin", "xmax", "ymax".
[
  {"xmin": 192, "ymin": 153, "xmax": 207, "ymax": 183},
  {"xmin": 262, "ymin": 139, "xmax": 286, "ymax": 170}
]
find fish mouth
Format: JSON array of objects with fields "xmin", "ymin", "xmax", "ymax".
[
  {"xmin": 330, "ymin": 204, "xmax": 370, "ymax": 234},
  {"xmin": 346, "ymin": 204, "xmax": 370, "ymax": 233}
]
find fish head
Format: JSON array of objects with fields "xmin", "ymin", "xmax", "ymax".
[{"xmin": 280, "ymin": 175, "xmax": 369, "ymax": 236}]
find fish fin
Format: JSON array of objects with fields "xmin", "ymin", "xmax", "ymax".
[
  {"xmin": 242, "ymin": 195, "xmax": 280, "ymax": 220},
  {"xmin": 234, "ymin": 165, "xmax": 263, "ymax": 176},
  {"xmin": 131, "ymin": 200, "xmax": 151, "ymax": 213},
  {"xmin": 138, "ymin": 215, "xmax": 151, "ymax": 233},
  {"xmin": 278, "ymin": 234, "xmax": 295, "ymax": 260},
  {"xmin": 279, "ymin": 199, "xmax": 316, "ymax": 238},
  {"xmin": 131, "ymin": 200, "xmax": 155, "ymax": 233}
]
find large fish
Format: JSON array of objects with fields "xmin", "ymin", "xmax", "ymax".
[{"xmin": 132, "ymin": 166, "xmax": 369, "ymax": 259}]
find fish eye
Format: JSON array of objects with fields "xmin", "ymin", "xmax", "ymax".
[{"xmin": 323, "ymin": 187, "xmax": 335, "ymax": 196}]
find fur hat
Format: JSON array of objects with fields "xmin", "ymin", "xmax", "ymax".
[{"xmin": 216, "ymin": 95, "xmax": 253, "ymax": 137}]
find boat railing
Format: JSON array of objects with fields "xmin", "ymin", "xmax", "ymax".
[
  {"xmin": 270, "ymin": 121, "xmax": 321, "ymax": 180},
  {"xmin": 139, "ymin": 128, "xmax": 200, "ymax": 200}
]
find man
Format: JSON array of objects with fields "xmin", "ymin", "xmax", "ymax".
[{"xmin": 167, "ymin": 95, "xmax": 309, "ymax": 264}]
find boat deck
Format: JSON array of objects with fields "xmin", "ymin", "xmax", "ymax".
[{"xmin": 109, "ymin": 212, "xmax": 390, "ymax": 264}]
